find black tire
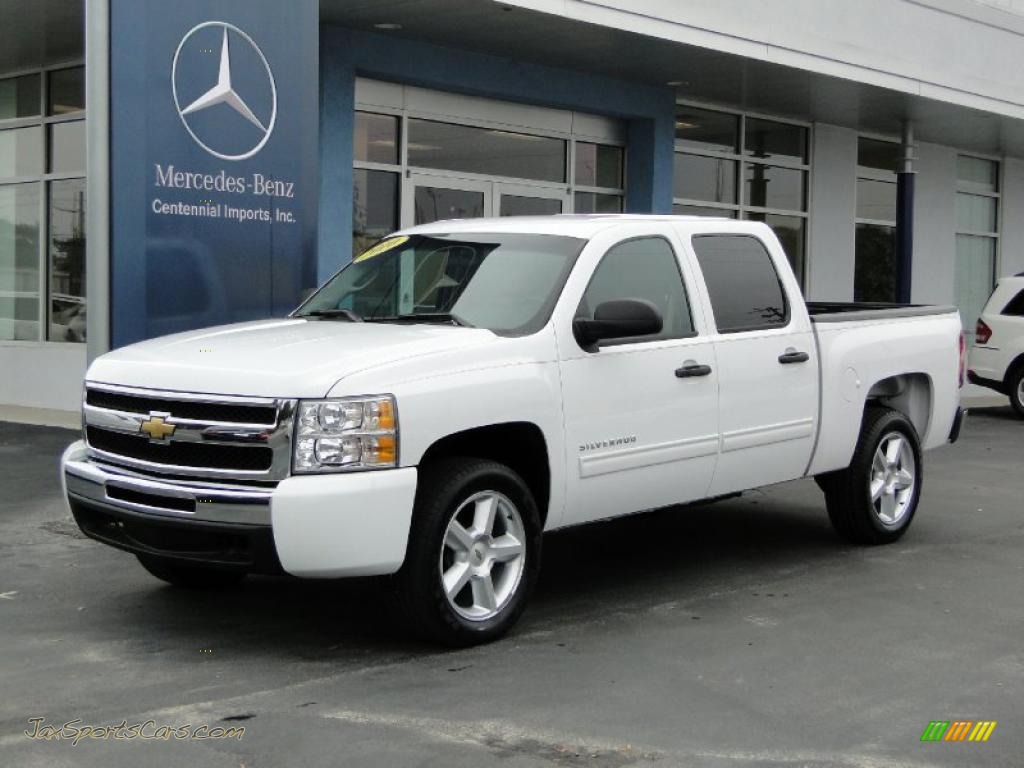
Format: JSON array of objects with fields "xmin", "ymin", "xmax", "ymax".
[
  {"xmin": 1007, "ymin": 364, "xmax": 1024, "ymax": 418},
  {"xmin": 817, "ymin": 406, "xmax": 923, "ymax": 545},
  {"xmin": 395, "ymin": 458, "xmax": 542, "ymax": 647},
  {"xmin": 136, "ymin": 554, "xmax": 246, "ymax": 589}
]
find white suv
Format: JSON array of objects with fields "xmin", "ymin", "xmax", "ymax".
[{"xmin": 968, "ymin": 274, "xmax": 1024, "ymax": 416}]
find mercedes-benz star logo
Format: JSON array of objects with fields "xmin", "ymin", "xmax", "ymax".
[{"xmin": 171, "ymin": 21, "xmax": 277, "ymax": 161}]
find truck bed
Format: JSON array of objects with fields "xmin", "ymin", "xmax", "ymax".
[{"xmin": 807, "ymin": 302, "xmax": 959, "ymax": 323}]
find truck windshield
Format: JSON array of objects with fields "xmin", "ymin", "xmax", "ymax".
[{"xmin": 295, "ymin": 233, "xmax": 586, "ymax": 335}]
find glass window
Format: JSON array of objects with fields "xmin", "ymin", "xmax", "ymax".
[
  {"xmin": 408, "ymin": 119, "xmax": 566, "ymax": 182},
  {"xmin": 673, "ymin": 153, "xmax": 736, "ymax": 204},
  {"xmin": 675, "ymin": 106, "xmax": 738, "ymax": 153},
  {"xmin": 856, "ymin": 178, "xmax": 897, "ymax": 222},
  {"xmin": 955, "ymin": 235, "xmax": 996, "ymax": 330},
  {"xmin": 957, "ymin": 155, "xmax": 998, "ymax": 193},
  {"xmin": 0, "ymin": 74, "xmax": 40, "ymax": 120},
  {"xmin": 574, "ymin": 192, "xmax": 622, "ymax": 213},
  {"xmin": 672, "ymin": 204, "xmax": 736, "ymax": 218},
  {"xmin": 745, "ymin": 212, "xmax": 805, "ymax": 283},
  {"xmin": 854, "ymin": 224, "xmax": 897, "ymax": 303},
  {"xmin": 692, "ymin": 234, "xmax": 788, "ymax": 332},
  {"xmin": 299, "ymin": 233, "xmax": 584, "ymax": 336},
  {"xmin": 48, "ymin": 67, "xmax": 85, "ymax": 115},
  {"xmin": 353, "ymin": 112, "xmax": 399, "ymax": 165},
  {"xmin": 0, "ymin": 126, "xmax": 43, "ymax": 177},
  {"xmin": 352, "ymin": 169, "xmax": 398, "ymax": 255},
  {"xmin": 0, "ymin": 182, "xmax": 41, "ymax": 341},
  {"xmin": 956, "ymin": 193, "xmax": 997, "ymax": 234},
  {"xmin": 48, "ymin": 179, "xmax": 86, "ymax": 342},
  {"xmin": 414, "ymin": 185, "xmax": 485, "ymax": 225},
  {"xmin": 857, "ymin": 138, "xmax": 899, "ymax": 175},
  {"xmin": 745, "ymin": 164, "xmax": 805, "ymax": 211},
  {"xmin": 744, "ymin": 118, "xmax": 807, "ymax": 164},
  {"xmin": 48, "ymin": 121, "xmax": 85, "ymax": 174},
  {"xmin": 500, "ymin": 195, "xmax": 562, "ymax": 216},
  {"xmin": 574, "ymin": 142, "xmax": 623, "ymax": 188},
  {"xmin": 1002, "ymin": 289, "xmax": 1024, "ymax": 317},
  {"xmin": 578, "ymin": 237, "xmax": 693, "ymax": 341}
]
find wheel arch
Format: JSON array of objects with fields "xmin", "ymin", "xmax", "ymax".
[
  {"xmin": 1003, "ymin": 352, "xmax": 1024, "ymax": 388},
  {"xmin": 865, "ymin": 372, "xmax": 932, "ymax": 441},
  {"xmin": 418, "ymin": 422, "xmax": 552, "ymax": 527}
]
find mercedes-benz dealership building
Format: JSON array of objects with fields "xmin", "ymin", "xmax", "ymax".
[{"xmin": 3, "ymin": 0, "xmax": 1024, "ymax": 412}]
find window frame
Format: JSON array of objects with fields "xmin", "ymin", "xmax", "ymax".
[
  {"xmin": 954, "ymin": 152, "xmax": 1002, "ymax": 331},
  {"xmin": 690, "ymin": 233, "xmax": 792, "ymax": 335},
  {"xmin": 574, "ymin": 234, "xmax": 697, "ymax": 348},
  {"xmin": 0, "ymin": 60, "xmax": 85, "ymax": 346},
  {"xmin": 672, "ymin": 101, "xmax": 812, "ymax": 287}
]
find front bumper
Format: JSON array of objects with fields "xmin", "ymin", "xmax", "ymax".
[{"xmin": 62, "ymin": 441, "xmax": 418, "ymax": 578}]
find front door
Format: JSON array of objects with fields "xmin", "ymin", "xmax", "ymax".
[{"xmin": 557, "ymin": 233, "xmax": 720, "ymax": 527}]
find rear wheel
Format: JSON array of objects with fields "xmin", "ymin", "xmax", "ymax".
[
  {"xmin": 818, "ymin": 407, "xmax": 922, "ymax": 545},
  {"xmin": 395, "ymin": 458, "xmax": 541, "ymax": 646},
  {"xmin": 1008, "ymin": 365, "xmax": 1024, "ymax": 418},
  {"xmin": 136, "ymin": 554, "xmax": 246, "ymax": 589}
]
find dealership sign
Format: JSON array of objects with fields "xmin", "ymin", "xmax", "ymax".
[{"xmin": 110, "ymin": 0, "xmax": 318, "ymax": 346}]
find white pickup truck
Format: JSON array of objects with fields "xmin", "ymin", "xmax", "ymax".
[{"xmin": 62, "ymin": 216, "xmax": 966, "ymax": 645}]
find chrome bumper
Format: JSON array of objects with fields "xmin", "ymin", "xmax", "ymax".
[{"xmin": 63, "ymin": 442, "xmax": 272, "ymax": 526}]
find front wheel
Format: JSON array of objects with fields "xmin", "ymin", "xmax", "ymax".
[
  {"xmin": 395, "ymin": 458, "xmax": 541, "ymax": 646},
  {"xmin": 818, "ymin": 407, "xmax": 922, "ymax": 545}
]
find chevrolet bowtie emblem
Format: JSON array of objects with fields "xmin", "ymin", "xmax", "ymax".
[{"xmin": 140, "ymin": 414, "xmax": 176, "ymax": 441}]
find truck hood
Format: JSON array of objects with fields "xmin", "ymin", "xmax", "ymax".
[{"xmin": 86, "ymin": 318, "xmax": 498, "ymax": 398}]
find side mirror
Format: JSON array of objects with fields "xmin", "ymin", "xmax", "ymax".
[{"xmin": 573, "ymin": 298, "xmax": 663, "ymax": 351}]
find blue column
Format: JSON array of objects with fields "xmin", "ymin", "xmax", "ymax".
[{"xmin": 317, "ymin": 29, "xmax": 355, "ymax": 282}]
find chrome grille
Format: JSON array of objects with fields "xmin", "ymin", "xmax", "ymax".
[{"xmin": 83, "ymin": 383, "xmax": 296, "ymax": 481}]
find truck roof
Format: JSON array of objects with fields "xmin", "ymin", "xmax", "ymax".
[{"xmin": 397, "ymin": 214, "xmax": 765, "ymax": 239}]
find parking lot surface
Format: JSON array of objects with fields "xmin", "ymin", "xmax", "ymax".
[{"xmin": 1, "ymin": 409, "xmax": 1021, "ymax": 767}]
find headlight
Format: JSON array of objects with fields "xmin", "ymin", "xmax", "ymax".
[{"xmin": 293, "ymin": 395, "xmax": 398, "ymax": 473}]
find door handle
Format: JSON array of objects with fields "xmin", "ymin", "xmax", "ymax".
[
  {"xmin": 675, "ymin": 361, "xmax": 712, "ymax": 378},
  {"xmin": 778, "ymin": 348, "xmax": 810, "ymax": 364}
]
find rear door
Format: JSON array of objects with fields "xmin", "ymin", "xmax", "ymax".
[
  {"xmin": 556, "ymin": 229, "xmax": 720, "ymax": 526},
  {"xmin": 684, "ymin": 231, "xmax": 818, "ymax": 495}
]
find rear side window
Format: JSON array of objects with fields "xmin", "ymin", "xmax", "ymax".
[
  {"xmin": 1002, "ymin": 289, "xmax": 1024, "ymax": 317},
  {"xmin": 691, "ymin": 235, "xmax": 789, "ymax": 333},
  {"xmin": 577, "ymin": 237, "xmax": 694, "ymax": 342}
]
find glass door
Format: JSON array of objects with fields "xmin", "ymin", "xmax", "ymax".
[
  {"xmin": 495, "ymin": 182, "xmax": 570, "ymax": 217},
  {"xmin": 402, "ymin": 173, "xmax": 492, "ymax": 228}
]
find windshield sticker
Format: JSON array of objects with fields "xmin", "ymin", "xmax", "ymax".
[{"xmin": 354, "ymin": 236, "xmax": 409, "ymax": 263}]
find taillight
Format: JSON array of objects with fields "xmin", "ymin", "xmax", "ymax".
[
  {"xmin": 958, "ymin": 332, "xmax": 967, "ymax": 389},
  {"xmin": 976, "ymin": 319, "xmax": 992, "ymax": 345}
]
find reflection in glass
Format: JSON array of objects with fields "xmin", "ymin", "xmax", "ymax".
[
  {"xmin": 857, "ymin": 138, "xmax": 899, "ymax": 175},
  {"xmin": 957, "ymin": 156, "xmax": 998, "ymax": 193},
  {"xmin": 352, "ymin": 169, "xmax": 398, "ymax": 255},
  {"xmin": 0, "ymin": 182, "xmax": 41, "ymax": 340},
  {"xmin": 408, "ymin": 119, "xmax": 566, "ymax": 182},
  {"xmin": 672, "ymin": 204, "xmax": 736, "ymax": 218},
  {"xmin": 856, "ymin": 178, "xmax": 897, "ymax": 222},
  {"xmin": 745, "ymin": 164, "xmax": 805, "ymax": 211},
  {"xmin": 956, "ymin": 193, "xmax": 997, "ymax": 233},
  {"xmin": 674, "ymin": 153, "xmax": 736, "ymax": 204},
  {"xmin": 414, "ymin": 186, "xmax": 485, "ymax": 225},
  {"xmin": 574, "ymin": 192, "xmax": 622, "ymax": 213},
  {"xmin": 0, "ymin": 126, "xmax": 43, "ymax": 177},
  {"xmin": 675, "ymin": 106, "xmax": 738, "ymax": 153},
  {"xmin": 574, "ymin": 143, "xmax": 623, "ymax": 188},
  {"xmin": 353, "ymin": 112, "xmax": 399, "ymax": 165},
  {"xmin": 0, "ymin": 74, "xmax": 40, "ymax": 120},
  {"xmin": 48, "ymin": 67, "xmax": 85, "ymax": 115},
  {"xmin": 49, "ymin": 179, "xmax": 87, "ymax": 342},
  {"xmin": 854, "ymin": 223, "xmax": 897, "ymax": 303},
  {"xmin": 744, "ymin": 118, "xmax": 807, "ymax": 164},
  {"xmin": 500, "ymin": 195, "xmax": 561, "ymax": 216},
  {"xmin": 955, "ymin": 234, "xmax": 996, "ymax": 331},
  {"xmin": 746, "ymin": 212, "xmax": 805, "ymax": 283},
  {"xmin": 48, "ymin": 120, "xmax": 86, "ymax": 174}
]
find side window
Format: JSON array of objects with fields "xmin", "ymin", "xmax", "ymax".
[
  {"xmin": 691, "ymin": 235, "xmax": 789, "ymax": 333},
  {"xmin": 577, "ymin": 237, "xmax": 694, "ymax": 342},
  {"xmin": 1002, "ymin": 289, "xmax": 1024, "ymax": 317}
]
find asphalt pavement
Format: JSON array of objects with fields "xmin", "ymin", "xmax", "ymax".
[{"xmin": 1, "ymin": 408, "xmax": 1021, "ymax": 767}]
